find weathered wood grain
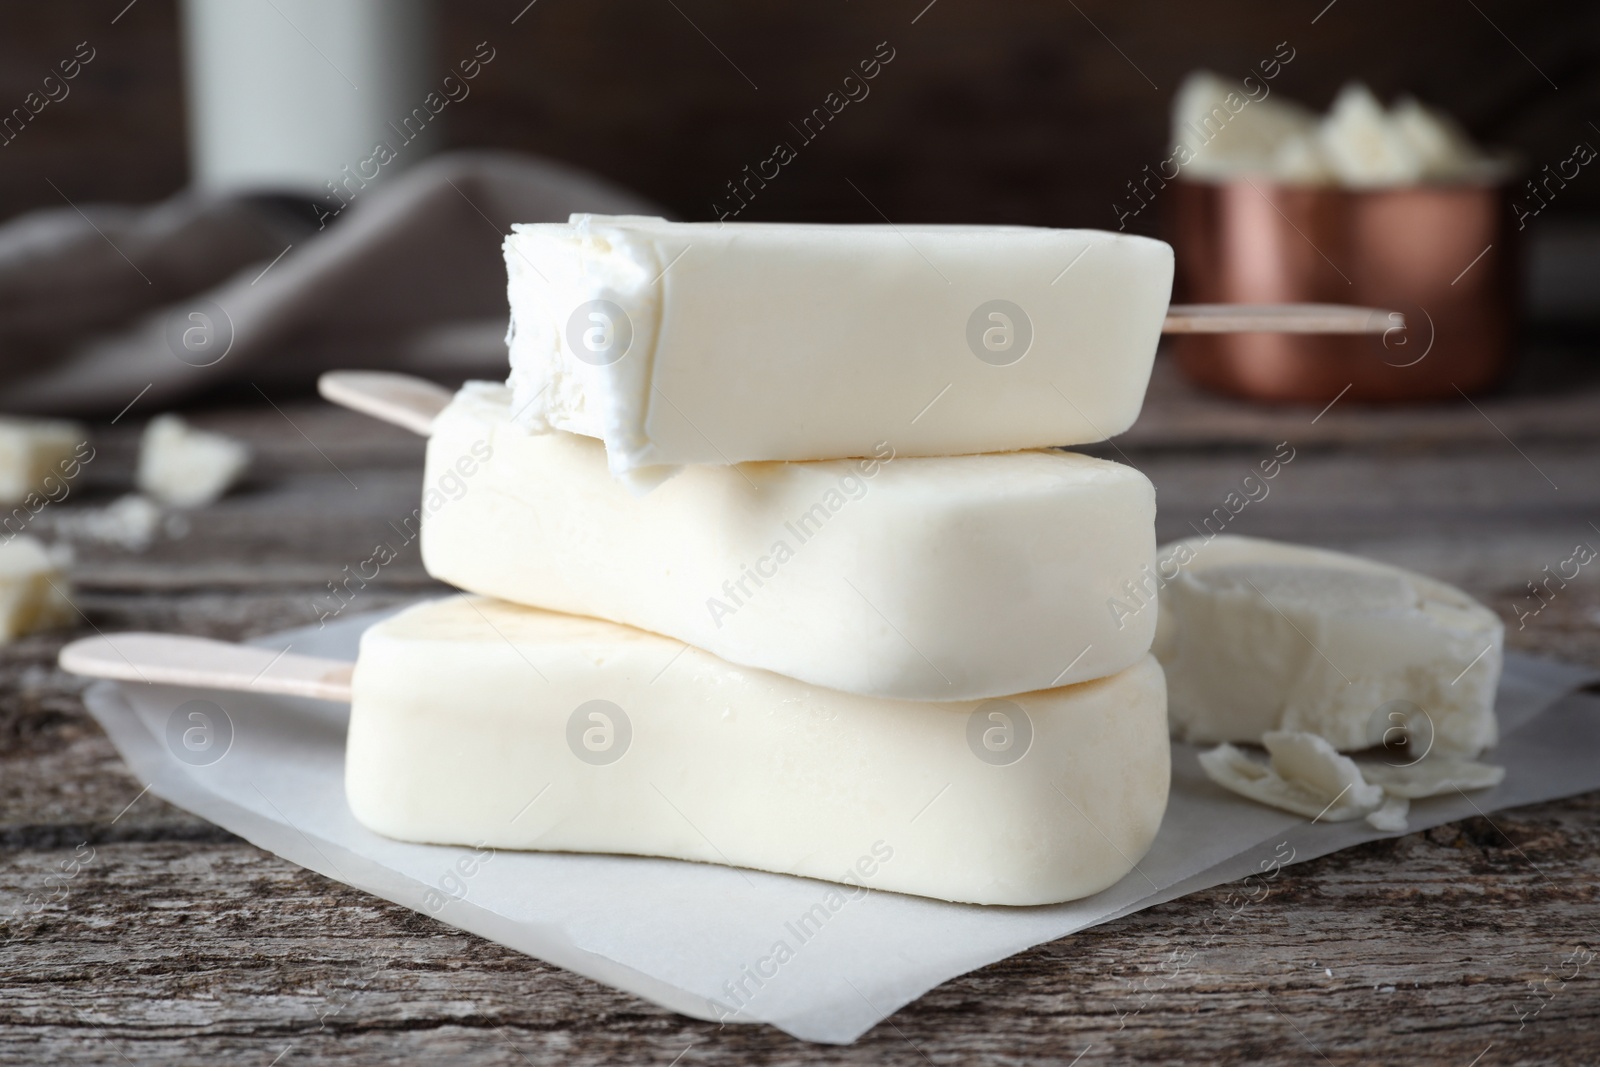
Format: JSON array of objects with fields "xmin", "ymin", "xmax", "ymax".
[{"xmin": 2, "ymin": 365, "xmax": 1598, "ymax": 1064}]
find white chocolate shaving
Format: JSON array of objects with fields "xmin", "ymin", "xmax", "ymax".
[
  {"xmin": 1198, "ymin": 732, "xmax": 1381, "ymax": 822},
  {"xmin": 1355, "ymin": 756, "xmax": 1506, "ymax": 798},
  {"xmin": 1365, "ymin": 794, "xmax": 1411, "ymax": 833},
  {"xmin": 1201, "ymin": 731, "xmax": 1507, "ymax": 830}
]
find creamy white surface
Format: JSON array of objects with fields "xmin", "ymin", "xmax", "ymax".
[
  {"xmin": 1198, "ymin": 729, "xmax": 1506, "ymax": 832},
  {"xmin": 0, "ymin": 415, "xmax": 86, "ymax": 506},
  {"xmin": 136, "ymin": 414, "xmax": 251, "ymax": 509},
  {"xmin": 345, "ymin": 595, "xmax": 1171, "ymax": 907},
  {"xmin": 1197, "ymin": 734, "xmax": 1381, "ymax": 823},
  {"xmin": 0, "ymin": 535, "xmax": 73, "ymax": 642},
  {"xmin": 1171, "ymin": 73, "xmax": 1503, "ymax": 187},
  {"xmin": 1355, "ymin": 755, "xmax": 1506, "ymax": 798},
  {"xmin": 503, "ymin": 214, "xmax": 1173, "ymax": 480},
  {"xmin": 1153, "ymin": 534, "xmax": 1502, "ymax": 756},
  {"xmin": 421, "ymin": 382, "xmax": 1158, "ymax": 701}
]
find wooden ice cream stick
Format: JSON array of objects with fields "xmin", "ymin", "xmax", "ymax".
[
  {"xmin": 317, "ymin": 371, "xmax": 451, "ymax": 436},
  {"xmin": 59, "ymin": 633, "xmax": 353, "ymax": 702},
  {"xmin": 314, "ymin": 301, "xmax": 1399, "ymax": 441},
  {"xmin": 1163, "ymin": 303, "xmax": 1399, "ymax": 334}
]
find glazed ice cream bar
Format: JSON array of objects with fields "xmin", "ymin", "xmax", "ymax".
[
  {"xmin": 505, "ymin": 215, "xmax": 1173, "ymax": 482},
  {"xmin": 58, "ymin": 598, "xmax": 1170, "ymax": 906},
  {"xmin": 347, "ymin": 596, "xmax": 1170, "ymax": 906},
  {"xmin": 421, "ymin": 382, "xmax": 1159, "ymax": 702}
]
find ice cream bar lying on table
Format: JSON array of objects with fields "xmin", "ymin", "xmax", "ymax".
[
  {"xmin": 506, "ymin": 215, "xmax": 1176, "ymax": 482},
  {"xmin": 59, "ymin": 596, "xmax": 1171, "ymax": 906},
  {"xmin": 320, "ymin": 374, "xmax": 1160, "ymax": 701},
  {"xmin": 1153, "ymin": 535, "xmax": 1504, "ymax": 756}
]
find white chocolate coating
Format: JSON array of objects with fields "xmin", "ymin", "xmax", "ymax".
[
  {"xmin": 346, "ymin": 596, "xmax": 1171, "ymax": 906},
  {"xmin": 504, "ymin": 215, "xmax": 1172, "ymax": 482},
  {"xmin": 421, "ymin": 382, "xmax": 1158, "ymax": 702}
]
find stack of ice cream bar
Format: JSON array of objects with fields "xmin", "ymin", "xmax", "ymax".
[
  {"xmin": 337, "ymin": 215, "xmax": 1509, "ymax": 904},
  {"xmin": 346, "ymin": 215, "xmax": 1179, "ymax": 906}
]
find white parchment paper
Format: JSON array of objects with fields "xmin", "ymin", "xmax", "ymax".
[{"xmin": 82, "ymin": 607, "xmax": 1600, "ymax": 1044}]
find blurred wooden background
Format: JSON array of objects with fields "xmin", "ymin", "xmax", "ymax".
[{"xmin": 1, "ymin": 0, "xmax": 1597, "ymax": 236}]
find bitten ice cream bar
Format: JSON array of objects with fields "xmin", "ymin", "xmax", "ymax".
[
  {"xmin": 422, "ymin": 382, "xmax": 1159, "ymax": 702},
  {"xmin": 505, "ymin": 215, "xmax": 1174, "ymax": 481}
]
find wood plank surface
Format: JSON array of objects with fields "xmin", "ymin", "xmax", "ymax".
[{"xmin": 2, "ymin": 353, "xmax": 1598, "ymax": 1065}]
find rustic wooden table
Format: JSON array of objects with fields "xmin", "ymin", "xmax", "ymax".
[{"xmin": 3, "ymin": 353, "xmax": 1598, "ymax": 1066}]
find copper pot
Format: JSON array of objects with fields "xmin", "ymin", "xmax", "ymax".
[{"xmin": 1166, "ymin": 177, "xmax": 1516, "ymax": 403}]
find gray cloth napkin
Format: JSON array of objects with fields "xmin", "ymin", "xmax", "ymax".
[{"xmin": 0, "ymin": 151, "xmax": 658, "ymax": 415}]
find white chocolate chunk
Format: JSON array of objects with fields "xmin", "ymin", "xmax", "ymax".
[
  {"xmin": 504, "ymin": 215, "xmax": 1172, "ymax": 481},
  {"xmin": 1318, "ymin": 83, "xmax": 1425, "ymax": 187},
  {"xmin": 136, "ymin": 414, "xmax": 250, "ymax": 508},
  {"xmin": 1171, "ymin": 71, "xmax": 1321, "ymax": 179},
  {"xmin": 347, "ymin": 596, "xmax": 1171, "ymax": 907},
  {"xmin": 1355, "ymin": 756, "xmax": 1505, "ymax": 798},
  {"xmin": 1197, "ymin": 737, "xmax": 1378, "ymax": 822},
  {"xmin": 421, "ymin": 382, "xmax": 1158, "ymax": 701},
  {"xmin": 1366, "ymin": 794, "xmax": 1410, "ymax": 833},
  {"xmin": 0, "ymin": 415, "xmax": 88, "ymax": 506},
  {"xmin": 1168, "ymin": 74, "xmax": 1501, "ymax": 187},
  {"xmin": 1390, "ymin": 97, "xmax": 1487, "ymax": 181},
  {"xmin": 1154, "ymin": 535, "xmax": 1502, "ymax": 756},
  {"xmin": 1270, "ymin": 131, "xmax": 1336, "ymax": 184},
  {"xmin": 0, "ymin": 535, "xmax": 74, "ymax": 642}
]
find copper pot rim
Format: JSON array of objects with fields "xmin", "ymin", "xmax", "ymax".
[{"xmin": 1170, "ymin": 170, "xmax": 1517, "ymax": 198}]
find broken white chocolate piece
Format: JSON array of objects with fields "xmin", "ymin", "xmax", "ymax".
[
  {"xmin": 1197, "ymin": 735, "xmax": 1379, "ymax": 822},
  {"xmin": 1202, "ymin": 731, "xmax": 1508, "ymax": 828},
  {"xmin": 1318, "ymin": 83, "xmax": 1425, "ymax": 187},
  {"xmin": 1171, "ymin": 71, "xmax": 1322, "ymax": 179},
  {"xmin": 1153, "ymin": 535, "xmax": 1503, "ymax": 756},
  {"xmin": 136, "ymin": 414, "xmax": 250, "ymax": 508},
  {"xmin": 504, "ymin": 214, "xmax": 1172, "ymax": 481},
  {"xmin": 1365, "ymin": 794, "xmax": 1410, "ymax": 833},
  {"xmin": 1270, "ymin": 131, "xmax": 1335, "ymax": 184},
  {"xmin": 0, "ymin": 535, "xmax": 74, "ymax": 642},
  {"xmin": 0, "ymin": 415, "xmax": 89, "ymax": 506},
  {"xmin": 1355, "ymin": 756, "xmax": 1506, "ymax": 798},
  {"xmin": 421, "ymin": 382, "xmax": 1158, "ymax": 701},
  {"xmin": 1390, "ymin": 97, "xmax": 1483, "ymax": 181},
  {"xmin": 1168, "ymin": 74, "xmax": 1501, "ymax": 187},
  {"xmin": 1264, "ymin": 731, "xmax": 1385, "ymax": 810},
  {"xmin": 347, "ymin": 596, "xmax": 1172, "ymax": 906}
]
